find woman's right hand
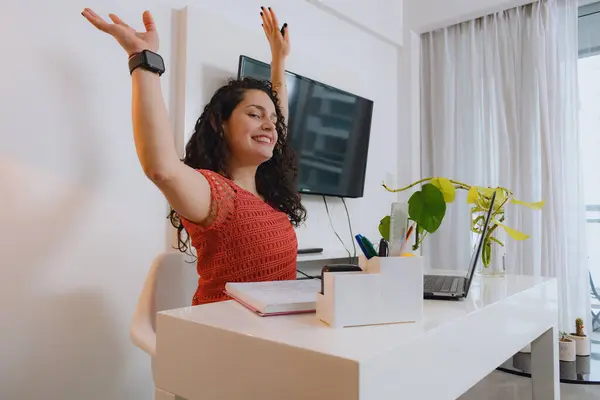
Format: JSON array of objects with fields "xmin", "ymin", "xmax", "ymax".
[{"xmin": 81, "ymin": 8, "xmax": 159, "ymax": 57}]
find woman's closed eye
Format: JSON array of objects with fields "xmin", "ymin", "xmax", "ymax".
[{"xmin": 248, "ymin": 113, "xmax": 261, "ymax": 119}]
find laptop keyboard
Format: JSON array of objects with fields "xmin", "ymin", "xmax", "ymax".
[{"xmin": 424, "ymin": 275, "xmax": 461, "ymax": 293}]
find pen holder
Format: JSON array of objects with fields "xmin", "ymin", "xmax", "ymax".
[{"xmin": 316, "ymin": 255, "xmax": 423, "ymax": 328}]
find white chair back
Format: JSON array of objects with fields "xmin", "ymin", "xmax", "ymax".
[{"xmin": 130, "ymin": 250, "xmax": 198, "ymax": 358}]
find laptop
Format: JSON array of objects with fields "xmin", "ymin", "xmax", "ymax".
[{"xmin": 423, "ymin": 191, "xmax": 496, "ymax": 300}]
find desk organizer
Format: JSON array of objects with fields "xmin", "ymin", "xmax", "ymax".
[{"xmin": 316, "ymin": 255, "xmax": 423, "ymax": 328}]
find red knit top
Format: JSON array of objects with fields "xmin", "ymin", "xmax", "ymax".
[{"xmin": 180, "ymin": 169, "xmax": 298, "ymax": 306}]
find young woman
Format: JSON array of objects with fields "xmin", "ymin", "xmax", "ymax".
[{"xmin": 82, "ymin": 7, "xmax": 306, "ymax": 305}]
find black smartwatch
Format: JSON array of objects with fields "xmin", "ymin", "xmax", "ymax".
[{"xmin": 128, "ymin": 49, "xmax": 165, "ymax": 76}]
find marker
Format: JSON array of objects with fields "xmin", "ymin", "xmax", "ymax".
[
  {"xmin": 355, "ymin": 234, "xmax": 370, "ymax": 259},
  {"xmin": 378, "ymin": 238, "xmax": 389, "ymax": 257},
  {"xmin": 361, "ymin": 236, "xmax": 378, "ymax": 259}
]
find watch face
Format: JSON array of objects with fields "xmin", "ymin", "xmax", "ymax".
[{"xmin": 145, "ymin": 51, "xmax": 165, "ymax": 71}]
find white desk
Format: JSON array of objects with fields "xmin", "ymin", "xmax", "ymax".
[{"xmin": 154, "ymin": 274, "xmax": 559, "ymax": 400}]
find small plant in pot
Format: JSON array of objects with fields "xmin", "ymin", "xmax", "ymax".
[
  {"xmin": 567, "ymin": 318, "xmax": 590, "ymax": 357},
  {"xmin": 559, "ymin": 332, "xmax": 576, "ymax": 362}
]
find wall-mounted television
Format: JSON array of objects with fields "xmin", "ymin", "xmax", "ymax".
[{"xmin": 237, "ymin": 55, "xmax": 374, "ymax": 198}]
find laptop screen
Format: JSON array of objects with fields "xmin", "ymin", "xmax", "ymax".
[{"xmin": 463, "ymin": 191, "xmax": 497, "ymax": 295}]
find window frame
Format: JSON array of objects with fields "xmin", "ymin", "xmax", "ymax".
[{"xmin": 579, "ymin": 2, "xmax": 600, "ymax": 58}]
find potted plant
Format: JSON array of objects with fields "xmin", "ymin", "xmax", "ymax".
[
  {"xmin": 379, "ymin": 178, "xmax": 544, "ymax": 271},
  {"xmin": 558, "ymin": 332, "xmax": 576, "ymax": 362},
  {"xmin": 568, "ymin": 318, "xmax": 590, "ymax": 357}
]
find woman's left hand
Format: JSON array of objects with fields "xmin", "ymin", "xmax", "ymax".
[{"xmin": 260, "ymin": 7, "xmax": 289, "ymax": 60}]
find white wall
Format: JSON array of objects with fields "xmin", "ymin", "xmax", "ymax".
[
  {"xmin": 0, "ymin": 2, "xmax": 181, "ymax": 399},
  {"xmin": 307, "ymin": 0, "xmax": 404, "ymax": 46},
  {"xmin": 0, "ymin": 0, "xmax": 401, "ymax": 399}
]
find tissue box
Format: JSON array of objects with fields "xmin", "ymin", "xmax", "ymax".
[{"xmin": 316, "ymin": 255, "xmax": 423, "ymax": 328}]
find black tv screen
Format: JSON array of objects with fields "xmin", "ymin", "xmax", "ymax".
[{"xmin": 237, "ymin": 55, "xmax": 373, "ymax": 198}]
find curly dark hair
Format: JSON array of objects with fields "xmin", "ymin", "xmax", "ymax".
[{"xmin": 168, "ymin": 77, "xmax": 307, "ymax": 255}]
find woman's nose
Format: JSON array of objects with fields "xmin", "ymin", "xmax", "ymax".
[{"xmin": 262, "ymin": 119, "xmax": 275, "ymax": 131}]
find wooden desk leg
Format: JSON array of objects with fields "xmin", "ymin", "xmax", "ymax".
[
  {"xmin": 155, "ymin": 386, "xmax": 179, "ymax": 400},
  {"xmin": 531, "ymin": 326, "xmax": 560, "ymax": 400}
]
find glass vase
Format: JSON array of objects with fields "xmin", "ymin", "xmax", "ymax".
[
  {"xmin": 477, "ymin": 227, "xmax": 506, "ymax": 278},
  {"xmin": 471, "ymin": 206, "xmax": 506, "ymax": 278}
]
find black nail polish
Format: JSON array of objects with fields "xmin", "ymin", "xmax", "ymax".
[
  {"xmin": 260, "ymin": 12, "xmax": 263, "ymax": 16},
  {"xmin": 283, "ymin": 23, "xmax": 287, "ymax": 27}
]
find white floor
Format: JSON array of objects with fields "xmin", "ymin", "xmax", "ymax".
[{"xmin": 460, "ymin": 371, "xmax": 600, "ymax": 400}]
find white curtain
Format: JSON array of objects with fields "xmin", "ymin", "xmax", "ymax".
[{"xmin": 420, "ymin": 0, "xmax": 589, "ymax": 330}]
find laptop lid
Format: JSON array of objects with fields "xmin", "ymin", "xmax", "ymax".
[{"xmin": 463, "ymin": 191, "xmax": 497, "ymax": 296}]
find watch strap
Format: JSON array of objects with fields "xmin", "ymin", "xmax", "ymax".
[{"xmin": 128, "ymin": 50, "xmax": 164, "ymax": 76}]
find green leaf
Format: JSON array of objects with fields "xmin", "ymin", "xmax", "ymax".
[
  {"xmin": 468, "ymin": 186, "xmax": 494, "ymax": 209},
  {"xmin": 408, "ymin": 183, "xmax": 446, "ymax": 234},
  {"xmin": 378, "ymin": 215, "xmax": 391, "ymax": 241},
  {"xmin": 482, "ymin": 238, "xmax": 492, "ymax": 267},
  {"xmin": 494, "ymin": 221, "xmax": 530, "ymax": 240},
  {"xmin": 478, "ymin": 187, "xmax": 495, "ymax": 197},
  {"xmin": 413, "ymin": 223, "xmax": 427, "ymax": 251},
  {"xmin": 475, "ymin": 192, "xmax": 490, "ymax": 210},
  {"xmin": 471, "ymin": 214, "xmax": 484, "ymax": 233},
  {"xmin": 467, "ymin": 186, "xmax": 478, "ymax": 204},
  {"xmin": 431, "ymin": 177, "xmax": 456, "ymax": 203},
  {"xmin": 489, "ymin": 236, "xmax": 505, "ymax": 247},
  {"xmin": 494, "ymin": 189, "xmax": 508, "ymax": 208},
  {"xmin": 511, "ymin": 199, "xmax": 545, "ymax": 210}
]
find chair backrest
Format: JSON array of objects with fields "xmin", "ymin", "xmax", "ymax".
[
  {"xmin": 154, "ymin": 251, "xmax": 198, "ymax": 315},
  {"xmin": 130, "ymin": 250, "xmax": 198, "ymax": 357}
]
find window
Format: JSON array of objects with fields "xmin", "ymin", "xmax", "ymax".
[{"xmin": 579, "ymin": 2, "xmax": 600, "ymax": 332}]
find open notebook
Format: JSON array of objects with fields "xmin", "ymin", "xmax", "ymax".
[{"xmin": 224, "ymin": 279, "xmax": 321, "ymax": 316}]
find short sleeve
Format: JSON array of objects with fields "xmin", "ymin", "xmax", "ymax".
[{"xmin": 179, "ymin": 169, "xmax": 236, "ymax": 235}]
